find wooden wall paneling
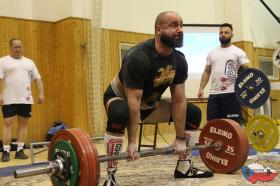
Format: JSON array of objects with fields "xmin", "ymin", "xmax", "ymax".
[
  {"xmin": 69, "ymin": 18, "xmax": 90, "ymax": 132},
  {"xmin": 53, "ymin": 19, "xmax": 75, "ymax": 129},
  {"xmin": 270, "ymin": 90, "xmax": 280, "ymax": 119},
  {"xmin": 33, "ymin": 21, "xmax": 56, "ymax": 142},
  {"xmin": 53, "ymin": 18, "xmax": 92, "ymax": 135}
]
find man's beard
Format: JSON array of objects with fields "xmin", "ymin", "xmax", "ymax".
[
  {"xmin": 219, "ymin": 37, "xmax": 231, "ymax": 45},
  {"xmin": 160, "ymin": 33, "xmax": 183, "ymax": 48}
]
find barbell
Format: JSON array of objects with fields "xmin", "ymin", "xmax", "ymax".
[{"xmin": 14, "ymin": 119, "xmax": 249, "ymax": 186}]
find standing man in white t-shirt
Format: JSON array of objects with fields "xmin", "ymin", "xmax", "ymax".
[
  {"xmin": 0, "ymin": 38, "xmax": 44, "ymax": 162},
  {"xmin": 198, "ymin": 23, "xmax": 250, "ymax": 124}
]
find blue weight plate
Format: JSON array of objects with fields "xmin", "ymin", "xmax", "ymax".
[{"xmin": 235, "ymin": 68, "xmax": 270, "ymax": 109}]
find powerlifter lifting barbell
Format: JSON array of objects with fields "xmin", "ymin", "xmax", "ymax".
[{"xmin": 13, "ymin": 119, "xmax": 249, "ymax": 186}]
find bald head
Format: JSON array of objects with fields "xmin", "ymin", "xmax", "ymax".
[
  {"xmin": 154, "ymin": 11, "xmax": 183, "ymax": 49},
  {"xmin": 154, "ymin": 11, "xmax": 181, "ymax": 31}
]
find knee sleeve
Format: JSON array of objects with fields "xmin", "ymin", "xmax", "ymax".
[
  {"xmin": 106, "ymin": 99, "xmax": 129, "ymax": 134},
  {"xmin": 185, "ymin": 103, "xmax": 201, "ymax": 130}
]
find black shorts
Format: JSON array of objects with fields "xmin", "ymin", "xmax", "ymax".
[
  {"xmin": 104, "ymin": 85, "xmax": 201, "ymax": 130},
  {"xmin": 104, "ymin": 85, "xmax": 183, "ymax": 120},
  {"xmin": 2, "ymin": 104, "xmax": 32, "ymax": 118},
  {"xmin": 207, "ymin": 93, "xmax": 242, "ymax": 123}
]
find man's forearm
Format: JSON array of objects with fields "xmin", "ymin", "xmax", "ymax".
[
  {"xmin": 0, "ymin": 79, "xmax": 2, "ymax": 93},
  {"xmin": 172, "ymin": 99, "xmax": 186, "ymax": 138},
  {"xmin": 127, "ymin": 106, "xmax": 140, "ymax": 143},
  {"xmin": 125, "ymin": 88, "xmax": 142, "ymax": 144},
  {"xmin": 199, "ymin": 72, "xmax": 210, "ymax": 91},
  {"xmin": 0, "ymin": 80, "xmax": 3, "ymax": 104},
  {"xmin": 35, "ymin": 79, "xmax": 44, "ymax": 95}
]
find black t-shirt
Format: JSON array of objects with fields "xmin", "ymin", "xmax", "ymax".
[{"xmin": 119, "ymin": 39, "xmax": 188, "ymax": 109}]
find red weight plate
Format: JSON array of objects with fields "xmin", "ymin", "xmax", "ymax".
[
  {"xmin": 69, "ymin": 128, "xmax": 99, "ymax": 186},
  {"xmin": 226, "ymin": 119, "xmax": 249, "ymax": 172},
  {"xmin": 91, "ymin": 141, "xmax": 100, "ymax": 185},
  {"xmin": 71, "ymin": 129, "xmax": 100, "ymax": 186},
  {"xmin": 214, "ymin": 119, "xmax": 249, "ymax": 173},
  {"xmin": 49, "ymin": 131, "xmax": 89, "ymax": 186},
  {"xmin": 70, "ymin": 129, "xmax": 94, "ymax": 186},
  {"xmin": 67, "ymin": 129, "xmax": 93, "ymax": 186},
  {"xmin": 48, "ymin": 129, "xmax": 90, "ymax": 186},
  {"xmin": 199, "ymin": 119, "xmax": 249, "ymax": 173},
  {"xmin": 77, "ymin": 129, "xmax": 100, "ymax": 186}
]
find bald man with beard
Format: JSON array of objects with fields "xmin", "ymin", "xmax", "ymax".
[{"xmin": 102, "ymin": 11, "xmax": 214, "ymax": 186}]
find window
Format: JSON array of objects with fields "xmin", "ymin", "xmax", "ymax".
[
  {"xmin": 119, "ymin": 43, "xmax": 135, "ymax": 66},
  {"xmin": 175, "ymin": 25, "xmax": 220, "ymax": 98},
  {"xmin": 177, "ymin": 25, "xmax": 220, "ymax": 79},
  {"xmin": 259, "ymin": 56, "xmax": 279, "ymax": 80}
]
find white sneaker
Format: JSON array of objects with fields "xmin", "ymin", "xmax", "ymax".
[{"xmin": 103, "ymin": 170, "xmax": 118, "ymax": 186}]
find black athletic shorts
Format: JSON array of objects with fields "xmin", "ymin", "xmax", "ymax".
[
  {"xmin": 2, "ymin": 104, "xmax": 32, "ymax": 118},
  {"xmin": 104, "ymin": 85, "xmax": 201, "ymax": 130},
  {"xmin": 103, "ymin": 85, "xmax": 150, "ymax": 119},
  {"xmin": 207, "ymin": 93, "xmax": 242, "ymax": 123}
]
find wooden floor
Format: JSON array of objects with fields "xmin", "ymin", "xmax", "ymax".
[{"xmin": 0, "ymin": 132, "xmax": 280, "ymax": 186}]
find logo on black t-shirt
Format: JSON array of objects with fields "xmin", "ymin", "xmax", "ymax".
[{"xmin": 153, "ymin": 65, "xmax": 175, "ymax": 87}]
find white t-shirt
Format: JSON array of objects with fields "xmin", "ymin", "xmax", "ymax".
[
  {"xmin": 206, "ymin": 45, "xmax": 249, "ymax": 94},
  {"xmin": 0, "ymin": 55, "xmax": 41, "ymax": 104}
]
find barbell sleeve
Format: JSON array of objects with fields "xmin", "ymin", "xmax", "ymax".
[{"xmin": 14, "ymin": 161, "xmax": 60, "ymax": 178}]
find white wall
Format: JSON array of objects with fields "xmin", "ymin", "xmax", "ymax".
[
  {"xmin": 101, "ymin": 0, "xmax": 280, "ymax": 48},
  {"xmin": 71, "ymin": 0, "xmax": 92, "ymax": 19},
  {"xmin": 102, "ymin": 0, "xmax": 225, "ymax": 34},
  {"xmin": 244, "ymin": 0, "xmax": 280, "ymax": 48},
  {"xmin": 0, "ymin": 0, "xmax": 33, "ymax": 19},
  {"xmin": 0, "ymin": 0, "xmax": 279, "ymax": 48},
  {"xmin": 264, "ymin": 0, "xmax": 280, "ymax": 15},
  {"xmin": 31, "ymin": 0, "xmax": 72, "ymax": 21},
  {"xmin": 0, "ymin": 0, "xmax": 88, "ymax": 21}
]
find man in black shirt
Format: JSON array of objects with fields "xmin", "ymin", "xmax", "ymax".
[{"xmin": 103, "ymin": 11, "xmax": 213, "ymax": 186}]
